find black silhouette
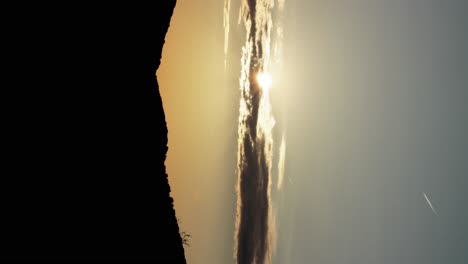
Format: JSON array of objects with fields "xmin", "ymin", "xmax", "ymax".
[{"xmin": 1, "ymin": 1, "xmax": 186, "ymax": 262}]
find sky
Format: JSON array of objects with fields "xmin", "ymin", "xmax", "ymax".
[
  {"xmin": 159, "ymin": 0, "xmax": 467, "ymax": 263},
  {"xmin": 159, "ymin": 1, "xmax": 237, "ymax": 263}
]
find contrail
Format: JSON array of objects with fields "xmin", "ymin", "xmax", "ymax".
[
  {"xmin": 225, "ymin": 0, "xmax": 286, "ymax": 263},
  {"xmin": 423, "ymin": 192, "xmax": 438, "ymax": 216}
]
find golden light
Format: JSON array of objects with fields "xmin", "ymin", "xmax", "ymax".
[{"xmin": 257, "ymin": 72, "xmax": 273, "ymax": 91}]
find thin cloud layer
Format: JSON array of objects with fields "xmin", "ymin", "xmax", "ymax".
[{"xmin": 277, "ymin": 134, "xmax": 286, "ymax": 190}]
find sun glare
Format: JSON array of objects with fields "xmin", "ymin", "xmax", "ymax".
[{"xmin": 257, "ymin": 72, "xmax": 273, "ymax": 91}]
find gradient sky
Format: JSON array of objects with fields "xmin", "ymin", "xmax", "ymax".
[
  {"xmin": 160, "ymin": 0, "xmax": 467, "ymax": 263},
  {"xmin": 159, "ymin": 1, "xmax": 237, "ymax": 263}
]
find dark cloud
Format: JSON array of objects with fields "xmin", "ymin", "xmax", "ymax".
[
  {"xmin": 236, "ymin": 79, "xmax": 271, "ymax": 264},
  {"xmin": 234, "ymin": 1, "xmax": 278, "ymax": 263}
]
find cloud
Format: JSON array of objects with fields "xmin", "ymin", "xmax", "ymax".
[
  {"xmin": 230, "ymin": 1, "xmax": 285, "ymax": 263},
  {"xmin": 277, "ymin": 134, "xmax": 286, "ymax": 190},
  {"xmin": 223, "ymin": 0, "xmax": 231, "ymax": 68}
]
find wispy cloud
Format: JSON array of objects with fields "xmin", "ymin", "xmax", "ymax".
[
  {"xmin": 277, "ymin": 134, "xmax": 287, "ymax": 190},
  {"xmin": 223, "ymin": 0, "xmax": 231, "ymax": 69}
]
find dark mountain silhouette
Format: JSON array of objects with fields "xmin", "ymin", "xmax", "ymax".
[{"xmin": 1, "ymin": 1, "xmax": 186, "ymax": 262}]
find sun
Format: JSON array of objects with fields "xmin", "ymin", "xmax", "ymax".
[{"xmin": 257, "ymin": 72, "xmax": 272, "ymax": 91}]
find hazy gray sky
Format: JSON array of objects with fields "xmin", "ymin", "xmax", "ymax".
[{"xmin": 273, "ymin": 0, "xmax": 467, "ymax": 263}]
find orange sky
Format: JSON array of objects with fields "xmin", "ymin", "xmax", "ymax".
[{"xmin": 158, "ymin": 1, "xmax": 238, "ymax": 263}]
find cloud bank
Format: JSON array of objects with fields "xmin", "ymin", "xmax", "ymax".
[{"xmin": 225, "ymin": 0, "xmax": 286, "ymax": 263}]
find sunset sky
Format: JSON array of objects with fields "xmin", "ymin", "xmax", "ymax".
[
  {"xmin": 159, "ymin": 0, "xmax": 467, "ymax": 263},
  {"xmin": 159, "ymin": 1, "xmax": 237, "ymax": 263}
]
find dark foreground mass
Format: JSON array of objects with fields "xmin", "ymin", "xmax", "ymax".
[{"xmin": 1, "ymin": 1, "xmax": 186, "ymax": 262}]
